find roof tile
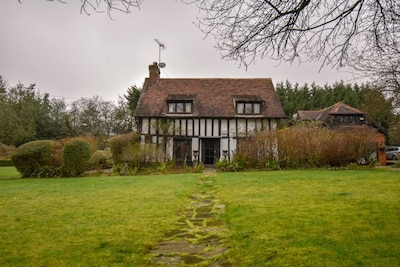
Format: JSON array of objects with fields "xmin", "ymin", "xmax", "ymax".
[{"xmin": 135, "ymin": 78, "xmax": 285, "ymax": 118}]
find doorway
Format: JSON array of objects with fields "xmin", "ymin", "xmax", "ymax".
[{"xmin": 202, "ymin": 139, "xmax": 220, "ymax": 165}]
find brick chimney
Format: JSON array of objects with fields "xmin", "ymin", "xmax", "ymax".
[{"xmin": 149, "ymin": 62, "xmax": 160, "ymax": 84}]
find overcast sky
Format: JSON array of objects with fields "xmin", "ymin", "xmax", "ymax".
[{"xmin": 1, "ymin": 0, "xmax": 358, "ymax": 102}]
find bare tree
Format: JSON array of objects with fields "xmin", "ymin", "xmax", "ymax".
[
  {"xmin": 18, "ymin": 0, "xmax": 143, "ymax": 16},
  {"xmin": 25, "ymin": 1, "xmax": 399, "ymax": 100},
  {"xmin": 351, "ymin": 43, "xmax": 400, "ymax": 108},
  {"xmin": 25, "ymin": 1, "xmax": 399, "ymax": 71},
  {"xmin": 187, "ymin": 0, "xmax": 399, "ymax": 70},
  {"xmin": 79, "ymin": 0, "xmax": 143, "ymax": 16}
]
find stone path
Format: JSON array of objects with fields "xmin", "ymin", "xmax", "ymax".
[{"xmin": 149, "ymin": 172, "xmax": 231, "ymax": 266}]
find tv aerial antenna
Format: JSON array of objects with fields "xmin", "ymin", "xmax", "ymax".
[{"xmin": 154, "ymin": 39, "xmax": 166, "ymax": 68}]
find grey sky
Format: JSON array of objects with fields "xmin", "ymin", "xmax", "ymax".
[{"xmin": 1, "ymin": 0, "xmax": 357, "ymax": 101}]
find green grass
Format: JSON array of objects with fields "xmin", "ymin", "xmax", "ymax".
[
  {"xmin": 0, "ymin": 166, "xmax": 20, "ymax": 179},
  {"xmin": 0, "ymin": 169, "xmax": 199, "ymax": 266},
  {"xmin": 0, "ymin": 168, "xmax": 399, "ymax": 266},
  {"xmin": 216, "ymin": 170, "xmax": 400, "ymax": 266}
]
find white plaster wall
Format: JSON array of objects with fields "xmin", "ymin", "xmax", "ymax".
[
  {"xmin": 256, "ymin": 119, "xmax": 262, "ymax": 132},
  {"xmin": 270, "ymin": 119, "xmax": 277, "ymax": 130},
  {"xmin": 142, "ymin": 118, "xmax": 149, "ymax": 134},
  {"xmin": 213, "ymin": 119, "xmax": 219, "ymax": 137},
  {"xmin": 187, "ymin": 119, "xmax": 193, "ymax": 136},
  {"xmin": 194, "ymin": 119, "xmax": 199, "ymax": 136},
  {"xmin": 237, "ymin": 119, "xmax": 246, "ymax": 137},
  {"xmin": 192, "ymin": 137, "xmax": 199, "ymax": 161},
  {"xmin": 206, "ymin": 119, "xmax": 212, "ymax": 137},
  {"xmin": 247, "ymin": 119, "xmax": 256, "ymax": 134},
  {"xmin": 174, "ymin": 119, "xmax": 180, "ymax": 135},
  {"xmin": 200, "ymin": 119, "xmax": 206, "ymax": 136},
  {"xmin": 166, "ymin": 137, "xmax": 173, "ymax": 159},
  {"xmin": 230, "ymin": 138, "xmax": 237, "ymax": 157},
  {"xmin": 149, "ymin": 118, "xmax": 156, "ymax": 134},
  {"xmin": 220, "ymin": 119, "xmax": 228, "ymax": 137},
  {"xmin": 229, "ymin": 119, "xmax": 236, "ymax": 137}
]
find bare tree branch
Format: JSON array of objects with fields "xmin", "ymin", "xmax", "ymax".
[
  {"xmin": 188, "ymin": 0, "xmax": 399, "ymax": 70},
  {"xmin": 79, "ymin": 0, "xmax": 143, "ymax": 16}
]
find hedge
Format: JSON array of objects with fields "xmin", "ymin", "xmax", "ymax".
[{"xmin": 62, "ymin": 138, "xmax": 91, "ymax": 177}]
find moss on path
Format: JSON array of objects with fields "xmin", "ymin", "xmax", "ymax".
[{"xmin": 149, "ymin": 173, "xmax": 231, "ymax": 266}]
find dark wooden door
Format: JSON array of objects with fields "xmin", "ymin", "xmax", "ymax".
[{"xmin": 202, "ymin": 139, "xmax": 220, "ymax": 165}]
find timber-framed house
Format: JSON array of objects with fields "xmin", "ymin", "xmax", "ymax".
[{"xmin": 134, "ymin": 63, "xmax": 285, "ymax": 166}]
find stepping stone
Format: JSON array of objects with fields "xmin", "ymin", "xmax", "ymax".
[
  {"xmin": 149, "ymin": 240, "xmax": 205, "ymax": 255},
  {"xmin": 195, "ymin": 212, "xmax": 214, "ymax": 218},
  {"xmin": 153, "ymin": 255, "xmax": 181, "ymax": 266},
  {"xmin": 149, "ymin": 175, "xmax": 231, "ymax": 266}
]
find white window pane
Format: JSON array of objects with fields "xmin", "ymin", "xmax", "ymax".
[
  {"xmin": 237, "ymin": 103, "xmax": 244, "ymax": 114},
  {"xmin": 254, "ymin": 103, "xmax": 260, "ymax": 114},
  {"xmin": 176, "ymin": 103, "xmax": 184, "ymax": 113},
  {"xmin": 245, "ymin": 103, "xmax": 252, "ymax": 114},
  {"xmin": 185, "ymin": 102, "xmax": 192, "ymax": 113},
  {"xmin": 168, "ymin": 103, "xmax": 175, "ymax": 113}
]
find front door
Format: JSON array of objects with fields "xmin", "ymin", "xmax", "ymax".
[{"xmin": 202, "ymin": 139, "xmax": 220, "ymax": 165}]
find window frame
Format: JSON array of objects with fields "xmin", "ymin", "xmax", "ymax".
[
  {"xmin": 167, "ymin": 101, "xmax": 193, "ymax": 114},
  {"xmin": 236, "ymin": 101, "xmax": 262, "ymax": 115}
]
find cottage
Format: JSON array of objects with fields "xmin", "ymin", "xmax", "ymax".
[
  {"xmin": 296, "ymin": 102, "xmax": 388, "ymax": 164},
  {"xmin": 134, "ymin": 63, "xmax": 285, "ymax": 166}
]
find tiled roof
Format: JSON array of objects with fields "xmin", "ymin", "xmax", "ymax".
[
  {"xmin": 297, "ymin": 110, "xmax": 323, "ymax": 121},
  {"xmin": 135, "ymin": 76, "xmax": 285, "ymax": 119},
  {"xmin": 297, "ymin": 102, "xmax": 387, "ymax": 135},
  {"xmin": 297, "ymin": 102, "xmax": 364, "ymax": 121},
  {"xmin": 328, "ymin": 102, "xmax": 364, "ymax": 115}
]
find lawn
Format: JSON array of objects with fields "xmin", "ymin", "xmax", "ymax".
[
  {"xmin": 0, "ymin": 167, "xmax": 399, "ymax": 266},
  {"xmin": 0, "ymin": 167, "xmax": 199, "ymax": 266},
  {"xmin": 216, "ymin": 170, "xmax": 400, "ymax": 266}
]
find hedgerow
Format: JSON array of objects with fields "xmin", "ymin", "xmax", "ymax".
[
  {"xmin": 0, "ymin": 143, "xmax": 15, "ymax": 159},
  {"xmin": 90, "ymin": 150, "xmax": 113, "ymax": 169},
  {"xmin": 109, "ymin": 133, "xmax": 168, "ymax": 174},
  {"xmin": 217, "ymin": 126, "xmax": 377, "ymax": 171}
]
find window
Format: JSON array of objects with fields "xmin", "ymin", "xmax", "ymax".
[
  {"xmin": 168, "ymin": 101, "xmax": 193, "ymax": 114},
  {"xmin": 236, "ymin": 102, "xmax": 261, "ymax": 114},
  {"xmin": 237, "ymin": 103, "xmax": 244, "ymax": 114},
  {"xmin": 185, "ymin": 102, "xmax": 192, "ymax": 113},
  {"xmin": 173, "ymin": 139, "xmax": 192, "ymax": 165}
]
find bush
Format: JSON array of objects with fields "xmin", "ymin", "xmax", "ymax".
[
  {"xmin": 60, "ymin": 135, "xmax": 98, "ymax": 154},
  {"xmin": 0, "ymin": 143, "xmax": 16, "ymax": 159},
  {"xmin": 90, "ymin": 150, "xmax": 113, "ymax": 169},
  {"xmin": 109, "ymin": 133, "xmax": 166, "ymax": 173},
  {"xmin": 109, "ymin": 133, "xmax": 140, "ymax": 165},
  {"xmin": 11, "ymin": 140, "xmax": 62, "ymax": 177},
  {"xmin": 62, "ymin": 138, "xmax": 91, "ymax": 177},
  {"xmin": 228, "ymin": 125, "xmax": 378, "ymax": 171}
]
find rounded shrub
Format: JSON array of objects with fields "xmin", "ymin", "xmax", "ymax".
[
  {"xmin": 11, "ymin": 140, "xmax": 62, "ymax": 177},
  {"xmin": 90, "ymin": 150, "xmax": 113, "ymax": 169},
  {"xmin": 62, "ymin": 138, "xmax": 91, "ymax": 177},
  {"xmin": 109, "ymin": 133, "xmax": 140, "ymax": 164}
]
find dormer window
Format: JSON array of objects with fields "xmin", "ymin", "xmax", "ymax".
[
  {"xmin": 236, "ymin": 102, "xmax": 261, "ymax": 115},
  {"xmin": 168, "ymin": 101, "xmax": 193, "ymax": 114}
]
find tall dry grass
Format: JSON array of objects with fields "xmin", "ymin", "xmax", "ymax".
[{"xmin": 233, "ymin": 126, "xmax": 377, "ymax": 170}]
